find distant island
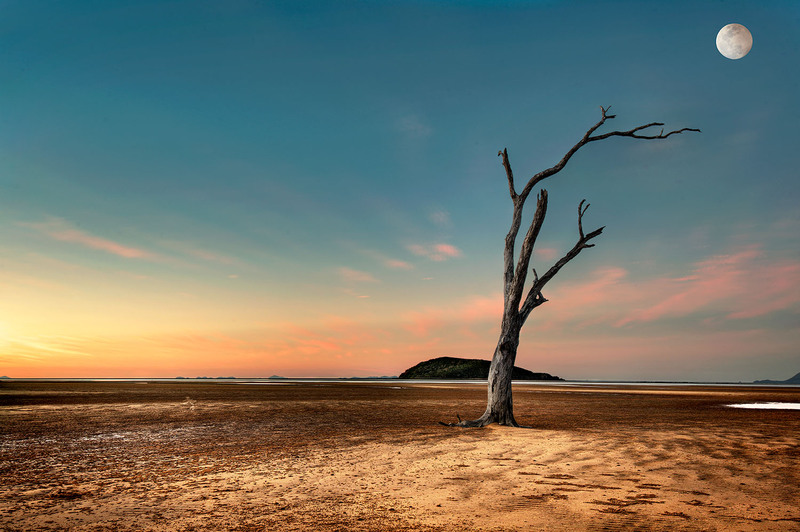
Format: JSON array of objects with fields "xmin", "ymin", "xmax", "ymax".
[
  {"xmin": 175, "ymin": 376, "xmax": 237, "ymax": 380},
  {"xmin": 754, "ymin": 371, "xmax": 800, "ymax": 385},
  {"xmin": 399, "ymin": 356, "xmax": 563, "ymax": 381}
]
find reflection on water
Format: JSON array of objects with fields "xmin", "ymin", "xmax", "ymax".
[{"xmin": 727, "ymin": 402, "xmax": 800, "ymax": 410}]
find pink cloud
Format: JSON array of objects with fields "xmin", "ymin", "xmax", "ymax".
[
  {"xmin": 535, "ymin": 267, "xmax": 630, "ymax": 329},
  {"xmin": 384, "ymin": 258, "xmax": 414, "ymax": 270},
  {"xmin": 533, "ymin": 247, "xmax": 559, "ymax": 261},
  {"xmin": 24, "ymin": 218, "xmax": 155, "ymax": 259},
  {"xmin": 338, "ymin": 267, "xmax": 379, "ymax": 283},
  {"xmin": 407, "ymin": 242, "xmax": 462, "ymax": 261},
  {"xmin": 435, "ymin": 243, "xmax": 461, "ymax": 258},
  {"xmin": 402, "ymin": 293, "xmax": 503, "ymax": 337},
  {"xmin": 517, "ymin": 244, "xmax": 800, "ymax": 334},
  {"xmin": 726, "ymin": 262, "xmax": 800, "ymax": 319},
  {"xmin": 345, "ymin": 242, "xmax": 414, "ymax": 270},
  {"xmin": 407, "ymin": 244, "xmax": 426, "ymax": 256},
  {"xmin": 56, "ymin": 230, "xmax": 150, "ymax": 258},
  {"xmin": 349, "ymin": 245, "xmax": 415, "ymax": 270},
  {"xmin": 168, "ymin": 243, "xmax": 237, "ymax": 265},
  {"xmin": 616, "ymin": 246, "xmax": 775, "ymax": 326},
  {"xmin": 404, "ymin": 310, "xmax": 444, "ymax": 337},
  {"xmin": 7, "ymin": 239, "xmax": 796, "ymax": 380},
  {"xmin": 531, "ymin": 245, "xmax": 800, "ymax": 330},
  {"xmin": 461, "ymin": 294, "xmax": 504, "ymax": 322}
]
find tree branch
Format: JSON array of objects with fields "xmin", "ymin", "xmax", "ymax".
[
  {"xmin": 578, "ymin": 199, "xmax": 590, "ymax": 241},
  {"xmin": 507, "ymin": 190, "xmax": 548, "ymax": 313},
  {"xmin": 517, "ymin": 106, "xmax": 699, "ymax": 201},
  {"xmin": 588, "ymin": 124, "xmax": 701, "ymax": 142},
  {"xmin": 503, "ymin": 107, "xmax": 698, "ymax": 324},
  {"xmin": 499, "ymin": 148, "xmax": 521, "ymax": 300},
  {"xmin": 503, "ymin": 201, "xmax": 521, "ymax": 305},
  {"xmin": 498, "ymin": 148, "xmax": 517, "ymax": 200},
  {"xmin": 519, "ymin": 200, "xmax": 603, "ymax": 322}
]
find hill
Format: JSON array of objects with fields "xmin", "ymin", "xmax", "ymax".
[
  {"xmin": 754, "ymin": 371, "xmax": 800, "ymax": 385},
  {"xmin": 398, "ymin": 356, "xmax": 562, "ymax": 381}
]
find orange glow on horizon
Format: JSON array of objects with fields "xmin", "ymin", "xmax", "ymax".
[{"xmin": 3, "ymin": 244, "xmax": 797, "ymax": 380}]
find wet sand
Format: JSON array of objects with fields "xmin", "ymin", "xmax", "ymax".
[{"xmin": 1, "ymin": 380, "xmax": 799, "ymax": 531}]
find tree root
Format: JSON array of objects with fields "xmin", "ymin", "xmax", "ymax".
[{"xmin": 438, "ymin": 413, "xmax": 525, "ymax": 428}]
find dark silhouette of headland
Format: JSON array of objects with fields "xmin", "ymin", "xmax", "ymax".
[
  {"xmin": 754, "ymin": 371, "xmax": 800, "ymax": 385},
  {"xmin": 398, "ymin": 356, "xmax": 562, "ymax": 381}
]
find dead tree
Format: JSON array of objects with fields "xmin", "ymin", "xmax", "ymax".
[{"xmin": 443, "ymin": 106, "xmax": 699, "ymax": 427}]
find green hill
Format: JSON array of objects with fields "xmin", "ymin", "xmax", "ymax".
[{"xmin": 398, "ymin": 356, "xmax": 562, "ymax": 381}]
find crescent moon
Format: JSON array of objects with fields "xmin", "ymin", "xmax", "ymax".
[{"xmin": 716, "ymin": 23, "xmax": 753, "ymax": 60}]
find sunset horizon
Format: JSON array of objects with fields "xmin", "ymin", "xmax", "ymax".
[{"xmin": 2, "ymin": 1, "xmax": 798, "ymax": 383}]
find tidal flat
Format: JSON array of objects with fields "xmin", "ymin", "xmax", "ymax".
[{"xmin": 1, "ymin": 380, "xmax": 799, "ymax": 530}]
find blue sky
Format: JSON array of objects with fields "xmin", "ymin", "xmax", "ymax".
[{"xmin": 1, "ymin": 0, "xmax": 799, "ymax": 380}]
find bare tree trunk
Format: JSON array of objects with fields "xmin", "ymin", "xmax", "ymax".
[
  {"xmin": 484, "ymin": 320, "xmax": 522, "ymax": 426},
  {"xmin": 454, "ymin": 318, "xmax": 522, "ymax": 427},
  {"xmin": 442, "ymin": 106, "xmax": 699, "ymax": 428}
]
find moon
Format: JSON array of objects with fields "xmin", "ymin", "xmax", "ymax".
[{"xmin": 716, "ymin": 23, "xmax": 752, "ymax": 59}]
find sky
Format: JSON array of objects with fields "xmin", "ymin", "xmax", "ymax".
[{"xmin": 1, "ymin": 0, "xmax": 799, "ymax": 381}]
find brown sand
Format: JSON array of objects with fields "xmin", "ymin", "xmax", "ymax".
[{"xmin": 1, "ymin": 380, "xmax": 799, "ymax": 531}]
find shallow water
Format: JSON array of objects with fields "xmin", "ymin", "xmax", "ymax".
[{"xmin": 727, "ymin": 402, "xmax": 800, "ymax": 410}]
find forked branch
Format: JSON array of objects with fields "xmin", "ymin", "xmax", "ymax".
[
  {"xmin": 498, "ymin": 107, "xmax": 697, "ymax": 319},
  {"xmin": 577, "ymin": 199, "xmax": 592, "ymax": 243},
  {"xmin": 519, "ymin": 200, "xmax": 603, "ymax": 322},
  {"xmin": 508, "ymin": 190, "xmax": 548, "ymax": 312}
]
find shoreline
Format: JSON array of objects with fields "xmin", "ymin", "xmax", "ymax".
[{"xmin": 3, "ymin": 376, "xmax": 798, "ymax": 387}]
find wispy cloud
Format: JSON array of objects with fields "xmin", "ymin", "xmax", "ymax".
[
  {"xmin": 366, "ymin": 249, "xmax": 414, "ymax": 270},
  {"xmin": 429, "ymin": 210, "xmax": 451, "ymax": 227},
  {"xmin": 725, "ymin": 261, "xmax": 800, "ymax": 319},
  {"xmin": 614, "ymin": 246, "xmax": 793, "ymax": 326},
  {"xmin": 397, "ymin": 114, "xmax": 432, "ymax": 138},
  {"xmin": 407, "ymin": 243, "xmax": 462, "ymax": 262},
  {"xmin": 0, "ymin": 334, "xmax": 95, "ymax": 361},
  {"xmin": 532, "ymin": 245, "xmax": 800, "ymax": 330},
  {"xmin": 160, "ymin": 240, "xmax": 238, "ymax": 265},
  {"xmin": 0, "ymin": 270, "xmax": 68, "ymax": 291},
  {"xmin": 341, "ymin": 243, "xmax": 415, "ymax": 271},
  {"xmin": 338, "ymin": 267, "xmax": 379, "ymax": 283},
  {"xmin": 22, "ymin": 218, "xmax": 156, "ymax": 260},
  {"xmin": 384, "ymin": 258, "xmax": 414, "ymax": 270},
  {"xmin": 533, "ymin": 247, "xmax": 559, "ymax": 261},
  {"xmin": 403, "ymin": 293, "xmax": 503, "ymax": 337}
]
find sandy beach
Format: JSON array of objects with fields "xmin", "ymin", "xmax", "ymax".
[{"xmin": 1, "ymin": 380, "xmax": 799, "ymax": 531}]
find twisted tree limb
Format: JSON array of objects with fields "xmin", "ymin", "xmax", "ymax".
[{"xmin": 516, "ymin": 106, "xmax": 700, "ymax": 202}]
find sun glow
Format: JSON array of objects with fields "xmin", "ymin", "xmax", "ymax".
[{"xmin": 0, "ymin": 321, "xmax": 11, "ymax": 349}]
